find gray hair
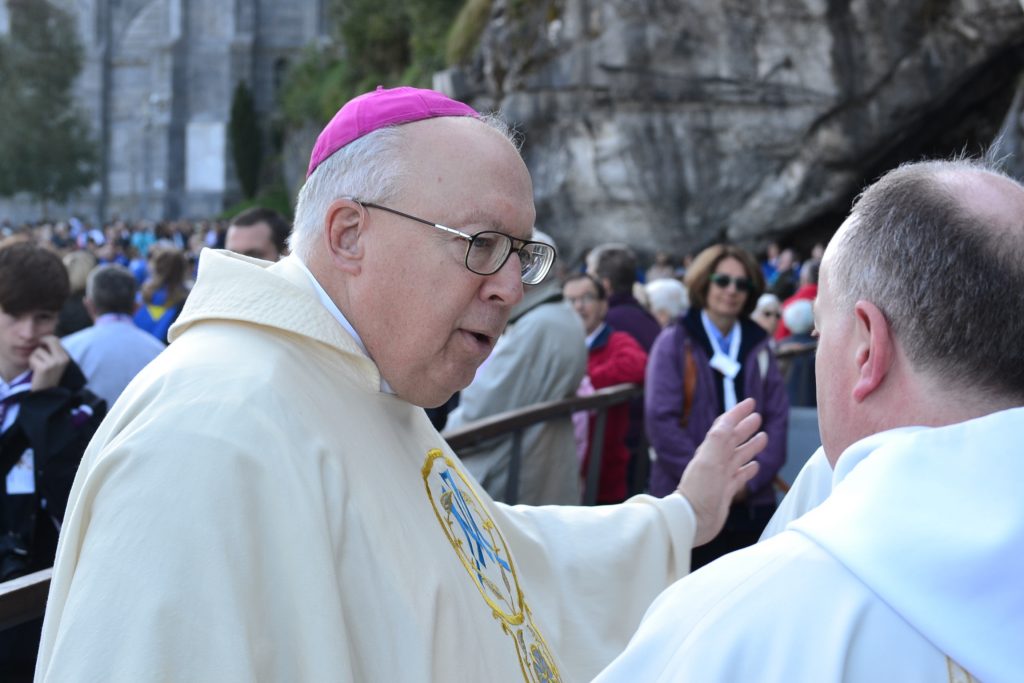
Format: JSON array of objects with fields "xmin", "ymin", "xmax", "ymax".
[
  {"xmin": 754, "ymin": 293, "xmax": 780, "ymax": 314},
  {"xmin": 86, "ymin": 264, "xmax": 138, "ymax": 315},
  {"xmin": 289, "ymin": 113, "xmax": 520, "ymax": 262},
  {"xmin": 830, "ymin": 158, "xmax": 1024, "ymax": 400},
  {"xmin": 645, "ymin": 278, "xmax": 689, "ymax": 320}
]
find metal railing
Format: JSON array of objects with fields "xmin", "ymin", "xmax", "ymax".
[{"xmin": 444, "ymin": 383, "xmax": 643, "ymax": 505}]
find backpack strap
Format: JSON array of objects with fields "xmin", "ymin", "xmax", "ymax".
[{"xmin": 677, "ymin": 326, "xmax": 697, "ymax": 427}]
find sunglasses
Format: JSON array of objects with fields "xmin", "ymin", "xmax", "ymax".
[{"xmin": 709, "ymin": 273, "xmax": 754, "ymax": 292}]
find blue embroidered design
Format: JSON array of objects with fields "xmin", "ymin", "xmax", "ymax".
[
  {"xmin": 423, "ymin": 449, "xmax": 561, "ymax": 683},
  {"xmin": 440, "ymin": 469, "xmax": 511, "ymax": 577}
]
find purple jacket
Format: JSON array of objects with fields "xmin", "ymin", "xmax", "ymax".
[
  {"xmin": 645, "ymin": 309, "xmax": 788, "ymax": 506},
  {"xmin": 605, "ymin": 293, "xmax": 661, "ymax": 352}
]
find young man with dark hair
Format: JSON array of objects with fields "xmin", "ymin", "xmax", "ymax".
[
  {"xmin": 586, "ymin": 243, "xmax": 660, "ymax": 351},
  {"xmin": 586, "ymin": 243, "xmax": 662, "ymax": 494},
  {"xmin": 225, "ymin": 207, "xmax": 291, "ymax": 261},
  {"xmin": 0, "ymin": 242, "xmax": 105, "ymax": 676}
]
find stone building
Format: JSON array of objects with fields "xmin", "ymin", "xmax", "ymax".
[{"xmin": 0, "ymin": 0, "xmax": 327, "ymax": 222}]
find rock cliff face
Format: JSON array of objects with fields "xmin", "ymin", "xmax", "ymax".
[{"xmin": 448, "ymin": 0, "xmax": 1024, "ymax": 262}]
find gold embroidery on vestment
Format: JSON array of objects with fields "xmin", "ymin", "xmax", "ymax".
[
  {"xmin": 422, "ymin": 449, "xmax": 562, "ymax": 683},
  {"xmin": 946, "ymin": 656, "xmax": 977, "ymax": 683}
]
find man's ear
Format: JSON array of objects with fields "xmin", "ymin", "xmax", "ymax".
[
  {"xmin": 83, "ymin": 297, "xmax": 99, "ymax": 321},
  {"xmin": 851, "ymin": 300, "xmax": 893, "ymax": 402},
  {"xmin": 323, "ymin": 199, "xmax": 366, "ymax": 275}
]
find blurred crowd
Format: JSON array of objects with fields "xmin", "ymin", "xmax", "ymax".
[
  {"xmin": 441, "ymin": 238, "xmax": 825, "ymax": 568},
  {"xmin": 1, "ymin": 212, "xmax": 823, "ymax": 581}
]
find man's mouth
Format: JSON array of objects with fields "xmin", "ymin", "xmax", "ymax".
[{"xmin": 461, "ymin": 329, "xmax": 496, "ymax": 351}]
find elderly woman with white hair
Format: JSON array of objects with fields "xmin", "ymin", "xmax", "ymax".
[
  {"xmin": 750, "ymin": 293, "xmax": 782, "ymax": 338},
  {"xmin": 644, "ymin": 278, "xmax": 689, "ymax": 327}
]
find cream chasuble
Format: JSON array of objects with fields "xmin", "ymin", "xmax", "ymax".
[{"xmin": 35, "ymin": 250, "xmax": 697, "ymax": 683}]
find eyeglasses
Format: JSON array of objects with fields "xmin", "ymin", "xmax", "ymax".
[
  {"xmin": 565, "ymin": 293, "xmax": 598, "ymax": 307},
  {"xmin": 360, "ymin": 202, "xmax": 556, "ymax": 285},
  {"xmin": 709, "ymin": 273, "xmax": 754, "ymax": 292}
]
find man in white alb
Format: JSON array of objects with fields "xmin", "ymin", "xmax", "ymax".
[{"xmin": 596, "ymin": 158, "xmax": 1024, "ymax": 683}]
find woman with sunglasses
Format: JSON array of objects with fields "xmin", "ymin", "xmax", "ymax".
[{"xmin": 645, "ymin": 244, "xmax": 789, "ymax": 569}]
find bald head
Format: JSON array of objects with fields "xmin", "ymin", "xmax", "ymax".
[{"xmin": 828, "ymin": 159, "xmax": 1024, "ymax": 402}]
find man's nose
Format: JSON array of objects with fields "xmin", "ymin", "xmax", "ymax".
[{"xmin": 482, "ymin": 253, "xmax": 525, "ymax": 307}]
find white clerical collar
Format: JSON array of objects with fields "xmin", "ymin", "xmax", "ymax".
[
  {"xmin": 289, "ymin": 255, "xmax": 394, "ymax": 394},
  {"xmin": 831, "ymin": 425, "xmax": 926, "ymax": 487}
]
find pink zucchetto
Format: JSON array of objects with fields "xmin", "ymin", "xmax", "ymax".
[{"xmin": 306, "ymin": 85, "xmax": 479, "ymax": 178}]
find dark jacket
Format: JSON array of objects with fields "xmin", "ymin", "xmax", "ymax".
[
  {"xmin": 0, "ymin": 361, "xmax": 106, "ymax": 579},
  {"xmin": 605, "ymin": 293, "xmax": 661, "ymax": 352},
  {"xmin": 645, "ymin": 308, "xmax": 788, "ymax": 505},
  {"xmin": 604, "ymin": 292, "xmax": 661, "ymax": 479}
]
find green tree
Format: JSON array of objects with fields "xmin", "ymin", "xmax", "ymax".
[
  {"xmin": 0, "ymin": 0, "xmax": 96, "ymax": 209},
  {"xmin": 279, "ymin": 0, "xmax": 466, "ymax": 127},
  {"xmin": 229, "ymin": 81, "xmax": 263, "ymax": 199}
]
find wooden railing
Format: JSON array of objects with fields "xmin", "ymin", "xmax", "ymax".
[
  {"xmin": 0, "ymin": 568, "xmax": 50, "ymax": 631},
  {"xmin": 0, "ymin": 384, "xmax": 643, "ymax": 632}
]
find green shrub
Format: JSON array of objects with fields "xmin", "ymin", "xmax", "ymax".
[
  {"xmin": 446, "ymin": 0, "xmax": 493, "ymax": 66},
  {"xmin": 220, "ymin": 185, "xmax": 293, "ymax": 221}
]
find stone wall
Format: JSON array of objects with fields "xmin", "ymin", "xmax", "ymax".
[
  {"xmin": 451, "ymin": 0, "xmax": 1024, "ymax": 262},
  {"xmin": 1, "ymin": 0, "xmax": 326, "ymax": 223}
]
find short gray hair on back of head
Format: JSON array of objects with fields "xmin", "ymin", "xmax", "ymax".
[
  {"xmin": 289, "ymin": 113, "xmax": 521, "ymax": 263},
  {"xmin": 830, "ymin": 157, "xmax": 1024, "ymax": 400},
  {"xmin": 86, "ymin": 264, "xmax": 138, "ymax": 315}
]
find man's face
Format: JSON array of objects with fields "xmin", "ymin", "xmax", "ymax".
[
  {"xmin": 814, "ymin": 220, "xmax": 859, "ymax": 465},
  {"xmin": 563, "ymin": 278, "xmax": 607, "ymax": 335},
  {"xmin": 752, "ymin": 303, "xmax": 780, "ymax": 335},
  {"xmin": 225, "ymin": 222, "xmax": 280, "ymax": 261},
  {"xmin": 0, "ymin": 307, "xmax": 58, "ymax": 380},
  {"xmin": 345, "ymin": 118, "xmax": 535, "ymax": 408}
]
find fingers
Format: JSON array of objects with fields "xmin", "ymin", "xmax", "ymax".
[
  {"xmin": 38, "ymin": 335, "xmax": 68, "ymax": 360},
  {"xmin": 730, "ymin": 412, "xmax": 764, "ymax": 447},
  {"xmin": 733, "ymin": 460, "xmax": 760, "ymax": 491},
  {"xmin": 734, "ymin": 431, "xmax": 768, "ymax": 466},
  {"xmin": 29, "ymin": 337, "xmax": 70, "ymax": 391},
  {"xmin": 704, "ymin": 402, "xmax": 763, "ymax": 455},
  {"xmin": 713, "ymin": 397, "xmax": 757, "ymax": 429}
]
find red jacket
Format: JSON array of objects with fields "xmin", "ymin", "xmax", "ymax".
[{"xmin": 584, "ymin": 325, "xmax": 648, "ymax": 503}]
